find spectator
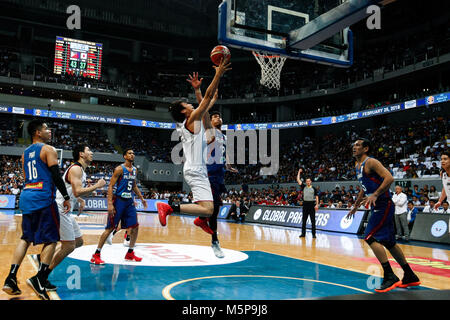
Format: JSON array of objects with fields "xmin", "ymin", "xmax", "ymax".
[
  {"xmin": 406, "ymin": 201, "xmax": 418, "ymax": 232},
  {"xmin": 427, "ymin": 185, "xmax": 440, "ymax": 202},
  {"xmin": 411, "ymin": 196, "xmax": 422, "ymax": 207},
  {"xmin": 228, "ymin": 199, "xmax": 244, "ymax": 222},
  {"xmin": 441, "ymin": 201, "xmax": 449, "ymax": 214},
  {"xmin": 392, "ymin": 186, "xmax": 409, "ymax": 241},
  {"xmin": 326, "ymin": 199, "xmax": 336, "ymax": 208},
  {"xmin": 429, "ymin": 163, "xmax": 441, "ymax": 175},
  {"xmin": 423, "ymin": 199, "xmax": 439, "ymax": 213},
  {"xmin": 411, "ymin": 185, "xmax": 421, "ymax": 198}
]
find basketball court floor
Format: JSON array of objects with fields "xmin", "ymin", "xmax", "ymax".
[{"xmin": 0, "ymin": 210, "xmax": 448, "ymax": 300}]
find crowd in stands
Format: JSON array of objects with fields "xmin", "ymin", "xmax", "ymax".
[
  {"xmin": 224, "ymin": 116, "xmax": 449, "ymax": 185},
  {"xmin": 46, "ymin": 120, "xmax": 116, "ymax": 153},
  {"xmin": 0, "ymin": 115, "xmax": 18, "ymax": 146},
  {"xmin": 0, "ymin": 113, "xmax": 448, "ymax": 187},
  {"xmin": 117, "ymin": 127, "xmax": 172, "ymax": 162},
  {"xmin": 0, "ymin": 156, "xmax": 23, "ymax": 197}
]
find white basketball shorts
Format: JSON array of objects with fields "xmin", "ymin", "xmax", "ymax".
[
  {"xmin": 57, "ymin": 202, "xmax": 82, "ymax": 241},
  {"xmin": 183, "ymin": 166, "xmax": 213, "ymax": 203}
]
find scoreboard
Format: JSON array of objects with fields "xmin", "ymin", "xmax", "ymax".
[{"xmin": 54, "ymin": 36, "xmax": 102, "ymax": 79}]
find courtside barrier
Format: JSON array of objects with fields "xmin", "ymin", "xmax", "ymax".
[
  {"xmin": 80, "ymin": 197, "xmax": 168, "ymax": 212},
  {"xmin": 410, "ymin": 213, "xmax": 450, "ymax": 244},
  {"xmin": 0, "ymin": 195, "xmax": 16, "ymax": 209},
  {"xmin": 245, "ymin": 205, "xmax": 366, "ymax": 234}
]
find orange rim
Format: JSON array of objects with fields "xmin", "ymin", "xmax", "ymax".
[{"xmin": 252, "ymin": 51, "xmax": 282, "ymax": 59}]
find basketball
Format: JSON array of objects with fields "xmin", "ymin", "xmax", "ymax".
[{"xmin": 210, "ymin": 45, "xmax": 231, "ymax": 65}]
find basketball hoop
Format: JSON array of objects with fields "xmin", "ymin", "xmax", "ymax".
[{"xmin": 252, "ymin": 51, "xmax": 287, "ymax": 90}]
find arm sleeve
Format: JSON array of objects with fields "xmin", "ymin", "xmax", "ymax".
[{"xmin": 49, "ymin": 164, "xmax": 70, "ymax": 201}]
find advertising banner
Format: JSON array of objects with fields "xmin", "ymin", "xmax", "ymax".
[
  {"xmin": 1, "ymin": 91, "xmax": 448, "ymax": 131},
  {"xmin": 0, "ymin": 195, "xmax": 16, "ymax": 209},
  {"xmin": 410, "ymin": 213, "xmax": 450, "ymax": 244},
  {"xmin": 217, "ymin": 205, "xmax": 231, "ymax": 219},
  {"xmin": 245, "ymin": 205, "xmax": 366, "ymax": 234},
  {"xmin": 82, "ymin": 198, "xmax": 168, "ymax": 212}
]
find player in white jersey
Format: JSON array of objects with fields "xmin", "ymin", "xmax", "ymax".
[
  {"xmin": 42, "ymin": 144, "xmax": 105, "ymax": 291},
  {"xmin": 187, "ymin": 72, "xmax": 238, "ymax": 257},
  {"xmin": 434, "ymin": 151, "xmax": 450, "ymax": 233},
  {"xmin": 157, "ymin": 57, "xmax": 231, "ymax": 227}
]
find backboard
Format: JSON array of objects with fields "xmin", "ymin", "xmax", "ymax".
[{"xmin": 218, "ymin": 0, "xmax": 384, "ymax": 67}]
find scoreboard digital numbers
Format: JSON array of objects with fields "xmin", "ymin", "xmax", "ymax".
[{"xmin": 54, "ymin": 36, "xmax": 102, "ymax": 79}]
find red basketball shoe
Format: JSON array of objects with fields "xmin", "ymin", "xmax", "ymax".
[
  {"xmin": 125, "ymin": 251, "xmax": 142, "ymax": 262},
  {"xmin": 194, "ymin": 217, "xmax": 214, "ymax": 235},
  {"xmin": 157, "ymin": 202, "xmax": 173, "ymax": 226},
  {"xmin": 90, "ymin": 253, "xmax": 105, "ymax": 265}
]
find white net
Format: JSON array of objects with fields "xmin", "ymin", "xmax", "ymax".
[{"xmin": 252, "ymin": 51, "xmax": 287, "ymax": 90}]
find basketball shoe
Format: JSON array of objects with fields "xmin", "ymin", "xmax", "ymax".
[
  {"xmin": 2, "ymin": 276, "xmax": 21, "ymax": 295},
  {"xmin": 374, "ymin": 273, "xmax": 401, "ymax": 293},
  {"xmin": 398, "ymin": 273, "xmax": 421, "ymax": 288},
  {"xmin": 27, "ymin": 275, "xmax": 50, "ymax": 300},
  {"xmin": 125, "ymin": 251, "xmax": 142, "ymax": 262},
  {"xmin": 157, "ymin": 202, "xmax": 173, "ymax": 226},
  {"xmin": 90, "ymin": 253, "xmax": 105, "ymax": 265},
  {"xmin": 211, "ymin": 241, "xmax": 225, "ymax": 258},
  {"xmin": 194, "ymin": 217, "xmax": 214, "ymax": 234}
]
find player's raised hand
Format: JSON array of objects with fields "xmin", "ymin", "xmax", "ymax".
[
  {"xmin": 213, "ymin": 57, "xmax": 231, "ymax": 76},
  {"xmin": 187, "ymin": 72, "xmax": 203, "ymax": 90}
]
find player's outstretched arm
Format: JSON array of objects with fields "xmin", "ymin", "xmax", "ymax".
[
  {"xmin": 70, "ymin": 166, "xmax": 106, "ymax": 198},
  {"xmin": 188, "ymin": 58, "xmax": 230, "ymax": 125},
  {"xmin": 203, "ymin": 89, "xmax": 219, "ymax": 144}
]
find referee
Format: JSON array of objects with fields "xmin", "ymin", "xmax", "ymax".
[{"xmin": 296, "ymin": 168, "xmax": 319, "ymax": 238}]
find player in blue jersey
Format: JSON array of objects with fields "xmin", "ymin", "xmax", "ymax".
[
  {"xmin": 347, "ymin": 138, "xmax": 420, "ymax": 292},
  {"xmin": 2, "ymin": 119, "xmax": 71, "ymax": 300},
  {"xmin": 90, "ymin": 148, "xmax": 148, "ymax": 264},
  {"xmin": 187, "ymin": 73, "xmax": 238, "ymax": 258}
]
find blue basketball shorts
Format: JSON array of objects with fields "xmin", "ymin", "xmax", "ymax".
[
  {"xmin": 21, "ymin": 201, "xmax": 60, "ymax": 245},
  {"xmin": 106, "ymin": 197, "xmax": 139, "ymax": 230},
  {"xmin": 364, "ymin": 200, "xmax": 395, "ymax": 244}
]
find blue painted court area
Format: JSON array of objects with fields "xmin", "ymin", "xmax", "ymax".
[{"xmin": 48, "ymin": 250, "xmax": 429, "ymax": 300}]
